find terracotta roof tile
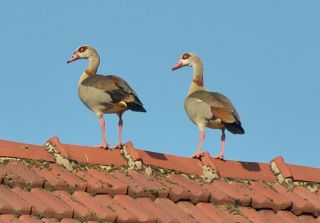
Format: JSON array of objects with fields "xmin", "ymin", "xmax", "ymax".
[
  {"xmin": 168, "ymin": 175, "xmax": 210, "ymax": 203},
  {"xmin": 273, "ymin": 183, "xmax": 318, "ymax": 215},
  {"xmin": 125, "ymin": 142, "xmax": 203, "ymax": 175},
  {"xmin": 240, "ymin": 207, "xmax": 270, "ymax": 223},
  {"xmin": 29, "ymin": 188, "xmax": 73, "ymax": 219},
  {"xmin": 72, "ymin": 191, "xmax": 116, "ymax": 222},
  {"xmin": 41, "ymin": 219, "xmax": 59, "ymax": 223},
  {"xmin": 60, "ymin": 219, "xmax": 81, "ymax": 223},
  {"xmin": 113, "ymin": 194, "xmax": 158, "ymax": 223},
  {"xmin": 73, "ymin": 169, "xmax": 128, "ymax": 195},
  {"xmin": 218, "ymin": 205, "xmax": 252, "ymax": 223},
  {"xmin": 95, "ymin": 194, "xmax": 138, "ymax": 223},
  {"xmin": 19, "ymin": 215, "xmax": 44, "ymax": 223},
  {"xmin": 201, "ymin": 180, "xmax": 234, "ymax": 204},
  {"xmin": 32, "ymin": 164, "xmax": 86, "ymax": 192},
  {"xmin": 249, "ymin": 185, "xmax": 281, "ymax": 211},
  {"xmin": 0, "ymin": 138, "xmax": 320, "ymax": 222},
  {"xmin": 12, "ymin": 187, "xmax": 56, "ymax": 218},
  {"xmin": 273, "ymin": 156, "xmax": 320, "ymax": 183},
  {"xmin": 0, "ymin": 186, "xmax": 31, "ymax": 215},
  {"xmin": 250, "ymin": 182, "xmax": 291, "ymax": 211},
  {"xmin": 0, "ymin": 139, "xmax": 54, "ymax": 162},
  {"xmin": 299, "ymin": 215, "xmax": 318, "ymax": 223},
  {"xmin": 208, "ymin": 180, "xmax": 251, "ymax": 206},
  {"xmin": 87, "ymin": 168, "xmax": 128, "ymax": 195},
  {"xmin": 276, "ymin": 210, "xmax": 301, "ymax": 223},
  {"xmin": 203, "ymin": 156, "xmax": 276, "ymax": 181},
  {"xmin": 299, "ymin": 216, "xmax": 318, "ymax": 223},
  {"xmin": 4, "ymin": 160, "xmax": 44, "ymax": 187},
  {"xmin": 53, "ymin": 190, "xmax": 95, "ymax": 221},
  {"xmin": 154, "ymin": 198, "xmax": 197, "ymax": 223},
  {"xmin": 288, "ymin": 164, "xmax": 320, "ymax": 183},
  {"xmin": 47, "ymin": 137, "xmax": 127, "ymax": 166},
  {"xmin": 293, "ymin": 186, "xmax": 320, "ymax": 215},
  {"xmin": 196, "ymin": 202, "xmax": 235, "ymax": 223},
  {"xmin": 127, "ymin": 169, "xmax": 169, "ymax": 198},
  {"xmin": 156, "ymin": 176, "xmax": 197, "ymax": 203},
  {"xmin": 177, "ymin": 201, "xmax": 216, "ymax": 223},
  {"xmin": 0, "ymin": 214, "xmax": 20, "ymax": 223},
  {"xmin": 259, "ymin": 210, "xmax": 286, "ymax": 223},
  {"xmin": 72, "ymin": 170, "xmax": 106, "ymax": 195},
  {"xmin": 111, "ymin": 171, "xmax": 168, "ymax": 199},
  {"xmin": 0, "ymin": 161, "xmax": 44, "ymax": 188},
  {"xmin": 136, "ymin": 197, "xmax": 178, "ymax": 223},
  {"xmin": 272, "ymin": 156, "xmax": 292, "ymax": 178}
]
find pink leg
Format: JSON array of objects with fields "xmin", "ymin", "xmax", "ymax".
[
  {"xmin": 213, "ymin": 129, "xmax": 225, "ymax": 159},
  {"xmin": 98, "ymin": 117, "xmax": 108, "ymax": 149},
  {"xmin": 114, "ymin": 114, "xmax": 123, "ymax": 149},
  {"xmin": 192, "ymin": 131, "xmax": 205, "ymax": 158}
]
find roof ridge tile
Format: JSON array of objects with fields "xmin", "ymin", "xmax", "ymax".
[
  {"xmin": 0, "ymin": 139, "xmax": 54, "ymax": 162},
  {"xmin": 2, "ymin": 138, "xmax": 320, "ymax": 222},
  {"xmin": 272, "ymin": 156, "xmax": 292, "ymax": 179},
  {"xmin": 125, "ymin": 141, "xmax": 142, "ymax": 161},
  {"xmin": 200, "ymin": 151, "xmax": 218, "ymax": 171},
  {"xmin": 47, "ymin": 136, "xmax": 70, "ymax": 158},
  {"xmin": 46, "ymin": 136, "xmax": 128, "ymax": 168},
  {"xmin": 124, "ymin": 142, "xmax": 204, "ymax": 176}
]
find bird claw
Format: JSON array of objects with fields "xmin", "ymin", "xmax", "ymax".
[
  {"xmin": 191, "ymin": 152, "xmax": 205, "ymax": 159},
  {"xmin": 212, "ymin": 153, "xmax": 224, "ymax": 160},
  {"xmin": 112, "ymin": 143, "xmax": 123, "ymax": 150},
  {"xmin": 95, "ymin": 144, "xmax": 109, "ymax": 149}
]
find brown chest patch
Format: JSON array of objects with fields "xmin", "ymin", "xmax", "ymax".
[
  {"xmin": 192, "ymin": 79, "xmax": 204, "ymax": 86},
  {"xmin": 85, "ymin": 69, "xmax": 96, "ymax": 76}
]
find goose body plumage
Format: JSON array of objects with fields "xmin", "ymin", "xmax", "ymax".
[
  {"xmin": 67, "ymin": 45, "xmax": 146, "ymax": 148},
  {"xmin": 172, "ymin": 52, "xmax": 244, "ymax": 159},
  {"xmin": 78, "ymin": 74, "xmax": 145, "ymax": 115},
  {"xmin": 184, "ymin": 90, "xmax": 244, "ymax": 134}
]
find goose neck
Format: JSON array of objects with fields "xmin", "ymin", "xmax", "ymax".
[
  {"xmin": 188, "ymin": 60, "xmax": 205, "ymax": 95},
  {"xmin": 85, "ymin": 54, "xmax": 100, "ymax": 76}
]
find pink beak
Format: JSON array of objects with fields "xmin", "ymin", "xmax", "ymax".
[
  {"xmin": 67, "ymin": 52, "xmax": 80, "ymax": 63},
  {"xmin": 172, "ymin": 61, "xmax": 184, "ymax": 71}
]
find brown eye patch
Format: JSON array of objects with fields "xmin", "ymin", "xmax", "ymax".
[
  {"xmin": 78, "ymin": 46, "xmax": 88, "ymax": 53},
  {"xmin": 182, "ymin": 53, "xmax": 191, "ymax": 60}
]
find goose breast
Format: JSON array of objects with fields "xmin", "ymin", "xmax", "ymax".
[{"xmin": 78, "ymin": 74, "xmax": 133, "ymax": 114}]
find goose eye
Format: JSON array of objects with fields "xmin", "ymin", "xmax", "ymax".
[
  {"xmin": 78, "ymin": 46, "xmax": 87, "ymax": 53},
  {"xmin": 182, "ymin": 53, "xmax": 190, "ymax": 60}
]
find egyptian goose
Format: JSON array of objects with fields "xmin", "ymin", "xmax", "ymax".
[
  {"xmin": 172, "ymin": 53, "xmax": 244, "ymax": 159},
  {"xmin": 67, "ymin": 45, "xmax": 146, "ymax": 149}
]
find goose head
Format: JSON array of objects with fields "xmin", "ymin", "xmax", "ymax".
[
  {"xmin": 67, "ymin": 45, "xmax": 99, "ymax": 63},
  {"xmin": 172, "ymin": 52, "xmax": 199, "ymax": 71}
]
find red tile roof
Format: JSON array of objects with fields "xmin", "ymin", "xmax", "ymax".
[{"xmin": 0, "ymin": 137, "xmax": 319, "ymax": 222}]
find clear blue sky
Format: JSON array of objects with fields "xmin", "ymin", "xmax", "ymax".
[{"xmin": 1, "ymin": 1, "xmax": 319, "ymax": 167}]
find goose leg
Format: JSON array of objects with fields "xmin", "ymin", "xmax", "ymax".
[
  {"xmin": 97, "ymin": 116, "xmax": 108, "ymax": 149},
  {"xmin": 114, "ymin": 113, "xmax": 123, "ymax": 149},
  {"xmin": 192, "ymin": 131, "xmax": 205, "ymax": 158},
  {"xmin": 213, "ymin": 129, "xmax": 225, "ymax": 159}
]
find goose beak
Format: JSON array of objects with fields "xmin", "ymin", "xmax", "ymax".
[
  {"xmin": 67, "ymin": 52, "xmax": 80, "ymax": 63},
  {"xmin": 172, "ymin": 61, "xmax": 184, "ymax": 71}
]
